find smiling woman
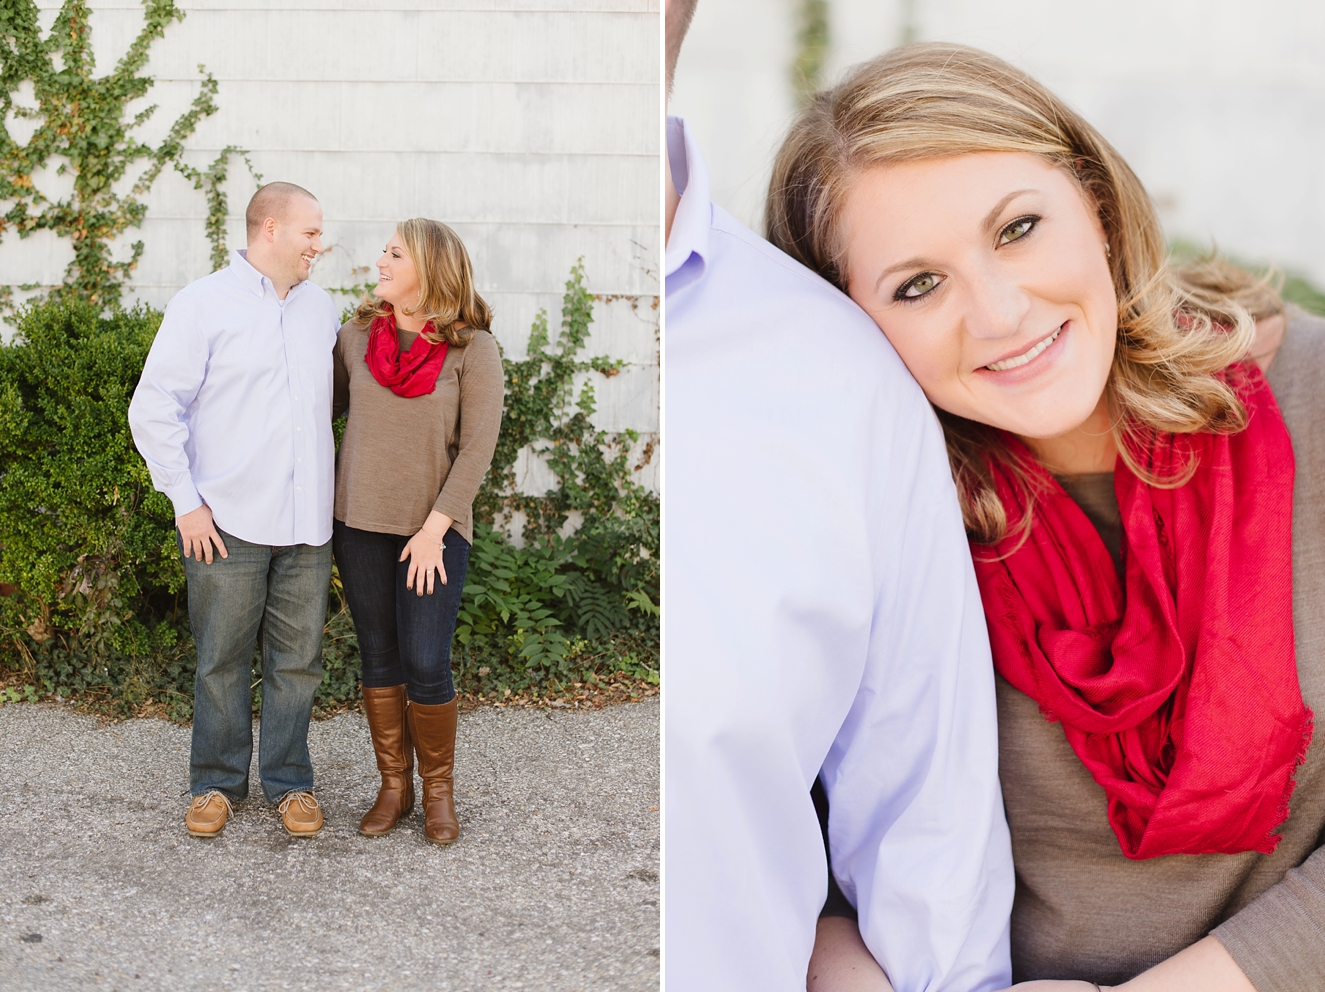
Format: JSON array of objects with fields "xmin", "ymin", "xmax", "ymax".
[
  {"xmin": 767, "ymin": 41, "xmax": 1325, "ymax": 992},
  {"xmin": 331, "ymin": 218, "xmax": 503, "ymax": 847}
]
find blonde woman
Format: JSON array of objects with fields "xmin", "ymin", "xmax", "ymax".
[
  {"xmin": 332, "ymin": 219, "xmax": 503, "ymax": 846},
  {"xmin": 768, "ymin": 44, "xmax": 1325, "ymax": 992}
]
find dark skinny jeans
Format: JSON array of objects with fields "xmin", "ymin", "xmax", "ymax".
[{"xmin": 332, "ymin": 519, "xmax": 470, "ymax": 705}]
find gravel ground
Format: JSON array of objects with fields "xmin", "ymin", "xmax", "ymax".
[{"xmin": 0, "ymin": 699, "xmax": 659, "ymax": 992}]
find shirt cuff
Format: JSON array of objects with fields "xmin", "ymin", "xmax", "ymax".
[{"xmin": 165, "ymin": 481, "xmax": 203, "ymax": 519}]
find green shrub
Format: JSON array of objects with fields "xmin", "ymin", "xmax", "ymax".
[{"xmin": 0, "ymin": 266, "xmax": 659, "ymax": 718}]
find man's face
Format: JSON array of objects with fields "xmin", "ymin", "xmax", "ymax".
[{"xmin": 270, "ymin": 197, "xmax": 324, "ymax": 286}]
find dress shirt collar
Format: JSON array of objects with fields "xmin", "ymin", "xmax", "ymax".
[
  {"xmin": 230, "ymin": 249, "xmax": 309, "ymax": 303},
  {"xmin": 665, "ymin": 116, "xmax": 711, "ymax": 294}
]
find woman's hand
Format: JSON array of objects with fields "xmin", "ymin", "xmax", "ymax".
[{"xmin": 400, "ymin": 511, "xmax": 454, "ymax": 596}]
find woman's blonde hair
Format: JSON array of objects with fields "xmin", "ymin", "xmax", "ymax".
[
  {"xmin": 355, "ymin": 218, "xmax": 492, "ymax": 347},
  {"xmin": 766, "ymin": 43, "xmax": 1281, "ymax": 544}
]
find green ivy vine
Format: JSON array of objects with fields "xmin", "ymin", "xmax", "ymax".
[
  {"xmin": 0, "ymin": 0, "xmax": 246, "ymax": 307},
  {"xmin": 477, "ymin": 258, "xmax": 655, "ymax": 546}
]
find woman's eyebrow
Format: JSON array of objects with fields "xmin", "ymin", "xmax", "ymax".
[
  {"xmin": 874, "ymin": 256, "xmax": 934, "ymax": 294},
  {"xmin": 982, "ymin": 189, "xmax": 1038, "ymax": 234},
  {"xmin": 868, "ymin": 188, "xmax": 1042, "ymax": 295}
]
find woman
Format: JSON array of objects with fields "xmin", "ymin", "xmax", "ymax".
[
  {"xmin": 768, "ymin": 44, "xmax": 1325, "ymax": 992},
  {"xmin": 332, "ymin": 218, "xmax": 503, "ymax": 846}
]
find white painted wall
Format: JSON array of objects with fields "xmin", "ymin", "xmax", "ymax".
[
  {"xmin": 671, "ymin": 0, "xmax": 1325, "ymax": 288},
  {"xmin": 1, "ymin": 0, "xmax": 661, "ymax": 492}
]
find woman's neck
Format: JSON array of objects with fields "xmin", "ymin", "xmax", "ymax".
[
  {"xmin": 1019, "ymin": 394, "xmax": 1118, "ymax": 475},
  {"xmin": 394, "ymin": 308, "xmax": 428, "ymax": 334}
]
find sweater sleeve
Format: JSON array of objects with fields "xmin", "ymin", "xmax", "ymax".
[
  {"xmin": 1212, "ymin": 845, "xmax": 1325, "ymax": 992},
  {"xmin": 432, "ymin": 331, "xmax": 504, "ymax": 524},
  {"xmin": 332, "ymin": 326, "xmax": 351, "ymax": 421}
]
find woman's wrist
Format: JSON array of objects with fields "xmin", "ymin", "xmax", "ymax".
[{"xmin": 419, "ymin": 526, "xmax": 446, "ymax": 547}]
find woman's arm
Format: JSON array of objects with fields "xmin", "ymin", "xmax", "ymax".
[
  {"xmin": 997, "ymin": 936, "xmax": 1253, "ymax": 992},
  {"xmin": 808, "ymin": 917, "xmax": 894, "ymax": 992},
  {"xmin": 1109, "ymin": 936, "xmax": 1255, "ymax": 992},
  {"xmin": 332, "ymin": 328, "xmax": 351, "ymax": 420},
  {"xmin": 432, "ymin": 332, "xmax": 504, "ymax": 523}
]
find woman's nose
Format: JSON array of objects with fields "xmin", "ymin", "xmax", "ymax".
[{"xmin": 962, "ymin": 267, "xmax": 1032, "ymax": 340}]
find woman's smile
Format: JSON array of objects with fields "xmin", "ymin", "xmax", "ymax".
[{"xmin": 981, "ymin": 321, "xmax": 1064, "ymax": 373}]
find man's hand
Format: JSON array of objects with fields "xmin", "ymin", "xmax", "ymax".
[{"xmin": 177, "ymin": 504, "xmax": 228, "ymax": 564}]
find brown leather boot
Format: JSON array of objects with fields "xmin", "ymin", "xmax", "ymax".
[
  {"xmin": 359, "ymin": 684, "xmax": 415, "ymax": 836},
  {"xmin": 408, "ymin": 698, "xmax": 460, "ymax": 846}
]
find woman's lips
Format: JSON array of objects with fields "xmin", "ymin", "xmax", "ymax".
[{"xmin": 984, "ymin": 324, "xmax": 1063, "ymax": 371}]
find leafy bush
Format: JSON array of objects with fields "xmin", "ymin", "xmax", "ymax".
[{"xmin": 0, "ymin": 266, "xmax": 659, "ymax": 718}]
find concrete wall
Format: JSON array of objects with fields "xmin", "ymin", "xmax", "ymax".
[
  {"xmin": 671, "ymin": 0, "xmax": 1325, "ymax": 288},
  {"xmin": 2, "ymin": 0, "xmax": 661, "ymax": 492}
]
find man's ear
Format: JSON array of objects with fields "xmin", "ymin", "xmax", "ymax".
[{"xmin": 263, "ymin": 217, "xmax": 278, "ymax": 243}]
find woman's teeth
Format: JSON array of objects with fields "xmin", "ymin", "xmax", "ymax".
[{"xmin": 986, "ymin": 326, "xmax": 1062, "ymax": 371}]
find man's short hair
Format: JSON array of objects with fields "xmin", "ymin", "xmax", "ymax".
[
  {"xmin": 245, "ymin": 182, "xmax": 318, "ymax": 240},
  {"xmin": 666, "ymin": 0, "xmax": 698, "ymax": 95}
]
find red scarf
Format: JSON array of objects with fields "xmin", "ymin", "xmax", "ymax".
[
  {"xmin": 974, "ymin": 363, "xmax": 1309, "ymax": 859},
  {"xmin": 364, "ymin": 311, "xmax": 449, "ymax": 397}
]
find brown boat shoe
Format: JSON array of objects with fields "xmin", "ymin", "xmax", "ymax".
[
  {"xmin": 185, "ymin": 790, "xmax": 233, "ymax": 838},
  {"xmin": 278, "ymin": 790, "xmax": 323, "ymax": 837}
]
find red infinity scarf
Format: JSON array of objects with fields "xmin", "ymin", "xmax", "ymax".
[
  {"xmin": 364, "ymin": 311, "xmax": 449, "ymax": 397},
  {"xmin": 974, "ymin": 363, "xmax": 1309, "ymax": 859}
]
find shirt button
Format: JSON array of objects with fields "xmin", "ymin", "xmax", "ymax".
[
  {"xmin": 294, "ymin": 395, "xmax": 299, "ymax": 400},
  {"xmin": 297, "ymin": 457, "xmax": 302, "ymax": 463},
  {"xmin": 296, "ymin": 427, "xmax": 301, "ymax": 432},
  {"xmin": 297, "ymin": 486, "xmax": 302, "ymax": 492}
]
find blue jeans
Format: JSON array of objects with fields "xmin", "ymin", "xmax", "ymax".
[
  {"xmin": 332, "ymin": 519, "xmax": 470, "ymax": 705},
  {"xmin": 182, "ymin": 528, "xmax": 332, "ymax": 803}
]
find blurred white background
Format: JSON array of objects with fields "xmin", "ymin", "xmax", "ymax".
[
  {"xmin": 670, "ymin": 0, "xmax": 1325, "ymax": 290},
  {"xmin": 2, "ymin": 0, "xmax": 659, "ymax": 490}
]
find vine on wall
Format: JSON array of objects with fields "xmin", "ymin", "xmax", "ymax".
[{"xmin": 0, "ymin": 0, "xmax": 234, "ymax": 307}]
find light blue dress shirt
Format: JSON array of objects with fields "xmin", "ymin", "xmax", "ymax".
[
  {"xmin": 663, "ymin": 116, "xmax": 1014, "ymax": 992},
  {"xmin": 128, "ymin": 250, "xmax": 340, "ymax": 547}
]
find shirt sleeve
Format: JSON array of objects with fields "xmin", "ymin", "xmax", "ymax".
[
  {"xmin": 127, "ymin": 293, "xmax": 208, "ymax": 518},
  {"xmin": 1212, "ymin": 845, "xmax": 1325, "ymax": 992},
  {"xmin": 822, "ymin": 404, "xmax": 1015, "ymax": 992},
  {"xmin": 432, "ymin": 331, "xmax": 504, "ymax": 524}
]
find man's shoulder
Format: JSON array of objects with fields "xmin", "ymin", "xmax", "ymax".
[
  {"xmin": 302, "ymin": 280, "xmax": 336, "ymax": 307},
  {"xmin": 170, "ymin": 267, "xmax": 232, "ymax": 305},
  {"xmin": 685, "ymin": 206, "xmax": 890, "ymax": 351},
  {"xmin": 671, "ymin": 206, "xmax": 913, "ymax": 394}
]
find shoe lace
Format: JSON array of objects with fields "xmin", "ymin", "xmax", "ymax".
[
  {"xmin": 191, "ymin": 790, "xmax": 233, "ymax": 817},
  {"xmin": 278, "ymin": 791, "xmax": 319, "ymax": 816}
]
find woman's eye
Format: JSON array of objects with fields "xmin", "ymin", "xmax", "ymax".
[
  {"xmin": 896, "ymin": 272, "xmax": 942, "ymax": 301},
  {"xmin": 999, "ymin": 216, "xmax": 1037, "ymax": 245}
]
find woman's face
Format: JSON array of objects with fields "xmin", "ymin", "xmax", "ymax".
[
  {"xmin": 375, "ymin": 232, "xmax": 421, "ymax": 311},
  {"xmin": 840, "ymin": 152, "xmax": 1118, "ymax": 440}
]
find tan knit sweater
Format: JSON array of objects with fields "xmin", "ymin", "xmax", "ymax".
[
  {"xmin": 1000, "ymin": 307, "xmax": 1325, "ymax": 990},
  {"xmin": 331, "ymin": 319, "xmax": 504, "ymax": 544}
]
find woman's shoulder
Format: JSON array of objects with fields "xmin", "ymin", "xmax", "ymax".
[
  {"xmin": 1266, "ymin": 311, "xmax": 1325, "ymax": 397},
  {"xmin": 336, "ymin": 317, "xmax": 370, "ymax": 351},
  {"xmin": 1268, "ymin": 306, "xmax": 1325, "ymax": 417},
  {"xmin": 455, "ymin": 327, "xmax": 499, "ymax": 360}
]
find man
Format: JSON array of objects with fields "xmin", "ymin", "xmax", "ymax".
[
  {"xmin": 664, "ymin": 4, "xmax": 1014, "ymax": 990},
  {"xmin": 129, "ymin": 182, "xmax": 340, "ymax": 839}
]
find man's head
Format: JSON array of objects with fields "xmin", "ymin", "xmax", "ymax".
[
  {"xmin": 244, "ymin": 182, "xmax": 324, "ymax": 293},
  {"xmin": 666, "ymin": 0, "xmax": 698, "ymax": 96}
]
